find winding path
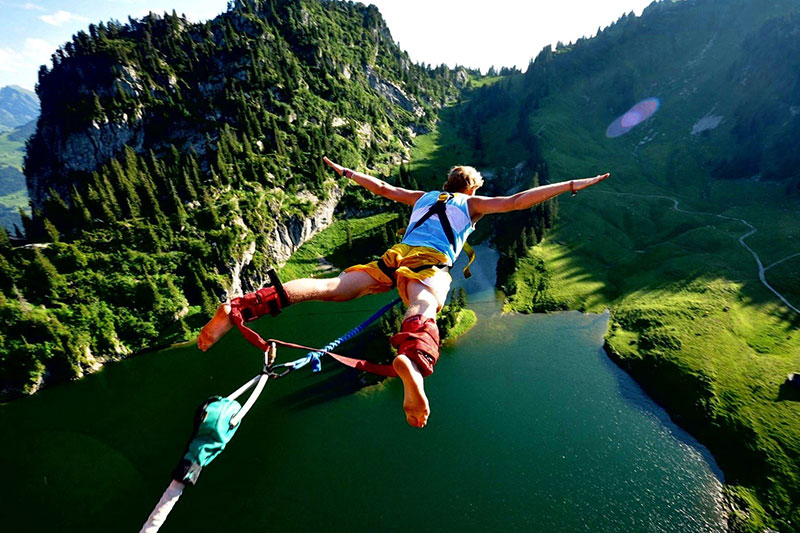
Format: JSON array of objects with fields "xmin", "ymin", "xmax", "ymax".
[{"xmin": 596, "ymin": 190, "xmax": 799, "ymax": 314}]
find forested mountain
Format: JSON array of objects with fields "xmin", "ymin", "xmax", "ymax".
[
  {"xmin": 0, "ymin": 85, "xmax": 39, "ymax": 131},
  {"xmin": 0, "ymin": 0, "xmax": 465, "ymax": 398},
  {"xmin": 452, "ymin": 0, "xmax": 800, "ymax": 530}
]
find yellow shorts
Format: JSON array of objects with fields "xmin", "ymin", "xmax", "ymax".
[{"xmin": 345, "ymin": 243, "xmax": 452, "ymax": 306}]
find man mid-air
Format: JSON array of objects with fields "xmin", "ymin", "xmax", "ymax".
[{"xmin": 198, "ymin": 157, "xmax": 609, "ymax": 428}]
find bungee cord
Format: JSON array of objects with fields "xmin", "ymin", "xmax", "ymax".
[{"xmin": 140, "ymin": 299, "xmax": 402, "ymax": 532}]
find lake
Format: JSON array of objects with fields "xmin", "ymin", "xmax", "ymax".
[{"xmin": 0, "ymin": 246, "xmax": 726, "ymax": 532}]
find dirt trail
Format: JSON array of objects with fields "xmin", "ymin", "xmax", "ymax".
[{"xmin": 597, "ymin": 191, "xmax": 799, "ymax": 314}]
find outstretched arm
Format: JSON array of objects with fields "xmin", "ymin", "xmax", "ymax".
[
  {"xmin": 469, "ymin": 173, "xmax": 610, "ymax": 217},
  {"xmin": 323, "ymin": 156, "xmax": 423, "ymax": 206}
]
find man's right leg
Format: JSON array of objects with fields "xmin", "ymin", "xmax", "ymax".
[
  {"xmin": 197, "ymin": 270, "xmax": 384, "ymax": 351},
  {"xmin": 391, "ymin": 276, "xmax": 449, "ymax": 428}
]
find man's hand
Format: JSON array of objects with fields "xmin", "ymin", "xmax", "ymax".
[
  {"xmin": 572, "ymin": 173, "xmax": 610, "ymax": 194},
  {"xmin": 323, "ymin": 156, "xmax": 346, "ymax": 176}
]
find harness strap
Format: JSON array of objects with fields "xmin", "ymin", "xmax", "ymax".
[
  {"xmin": 376, "ymin": 256, "xmax": 450, "ymax": 288},
  {"xmin": 462, "ymin": 242, "xmax": 475, "ymax": 279},
  {"xmin": 271, "ymin": 337, "xmax": 398, "ymax": 377},
  {"xmin": 228, "ymin": 310, "xmax": 398, "ymax": 377},
  {"xmin": 403, "ymin": 192, "xmax": 476, "ymax": 279},
  {"xmin": 407, "ymin": 192, "xmax": 458, "ymax": 249}
]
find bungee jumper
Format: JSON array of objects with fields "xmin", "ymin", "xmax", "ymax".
[{"xmin": 198, "ymin": 157, "xmax": 610, "ymax": 428}]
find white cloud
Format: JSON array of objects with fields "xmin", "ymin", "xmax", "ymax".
[
  {"xmin": 39, "ymin": 10, "xmax": 89, "ymax": 26},
  {"xmin": 25, "ymin": 38, "xmax": 53, "ymax": 57},
  {"xmin": 0, "ymin": 48, "xmax": 25, "ymax": 73},
  {"xmin": 20, "ymin": 2, "xmax": 45, "ymax": 10},
  {"xmin": 0, "ymin": 39, "xmax": 53, "ymax": 74}
]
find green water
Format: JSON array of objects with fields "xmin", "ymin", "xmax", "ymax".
[{"xmin": 0, "ymin": 248, "xmax": 725, "ymax": 532}]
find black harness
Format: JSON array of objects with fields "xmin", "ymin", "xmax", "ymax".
[
  {"xmin": 407, "ymin": 192, "xmax": 458, "ymax": 251},
  {"xmin": 377, "ymin": 193, "xmax": 458, "ymax": 287}
]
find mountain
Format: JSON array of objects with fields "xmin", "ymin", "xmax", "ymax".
[
  {"xmin": 23, "ymin": 0, "xmax": 465, "ymax": 213},
  {"xmin": 448, "ymin": 0, "xmax": 800, "ymax": 530},
  {"xmin": 0, "ymin": 0, "xmax": 464, "ymax": 400},
  {"xmin": 0, "ymin": 118, "xmax": 36, "ymax": 234},
  {"xmin": 0, "ymin": 85, "xmax": 39, "ymax": 131}
]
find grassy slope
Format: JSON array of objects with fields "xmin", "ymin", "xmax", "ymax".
[
  {"xmin": 442, "ymin": 308, "xmax": 477, "ymax": 344},
  {"xmin": 411, "ymin": 28, "xmax": 800, "ymax": 527},
  {"xmin": 501, "ymin": 60, "xmax": 800, "ymax": 529},
  {"xmin": 0, "ymin": 129, "xmax": 28, "ymax": 231},
  {"xmin": 0, "ymin": 129, "xmax": 24, "ymax": 168}
]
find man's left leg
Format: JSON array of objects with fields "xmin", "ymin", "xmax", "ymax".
[
  {"xmin": 197, "ymin": 270, "xmax": 386, "ymax": 351},
  {"xmin": 391, "ymin": 275, "xmax": 449, "ymax": 428}
]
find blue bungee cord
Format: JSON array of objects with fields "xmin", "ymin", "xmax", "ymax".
[{"xmin": 279, "ymin": 297, "xmax": 402, "ymax": 373}]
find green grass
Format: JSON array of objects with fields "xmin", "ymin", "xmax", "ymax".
[
  {"xmin": 0, "ymin": 131, "xmax": 25, "ymax": 169},
  {"xmin": 0, "ymin": 129, "xmax": 27, "ymax": 232},
  {"xmin": 0, "ymin": 189, "xmax": 28, "ymax": 209},
  {"xmin": 442, "ymin": 308, "xmax": 477, "ymax": 344},
  {"xmin": 468, "ymin": 75, "xmax": 505, "ymax": 88},
  {"xmin": 409, "ymin": 106, "xmax": 475, "ymax": 188},
  {"xmin": 279, "ymin": 212, "xmax": 399, "ymax": 281}
]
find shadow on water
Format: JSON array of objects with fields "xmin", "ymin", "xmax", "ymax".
[
  {"xmin": 269, "ymin": 325, "xmax": 393, "ymax": 412},
  {"xmin": 273, "ymin": 367, "xmax": 361, "ymax": 411}
]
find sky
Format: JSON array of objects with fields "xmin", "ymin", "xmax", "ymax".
[{"xmin": 0, "ymin": 0, "xmax": 657, "ymax": 91}]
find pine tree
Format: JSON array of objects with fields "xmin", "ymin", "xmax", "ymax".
[
  {"xmin": 96, "ymin": 171, "xmax": 122, "ymax": 219},
  {"xmin": 42, "ymin": 218, "xmax": 60, "ymax": 243},
  {"xmin": 182, "ymin": 170, "xmax": 198, "ymax": 202},
  {"xmin": 26, "ymin": 248, "xmax": 66, "ymax": 304},
  {"xmin": 0, "ymin": 227, "xmax": 11, "ymax": 255},
  {"xmin": 456, "ymin": 287, "xmax": 467, "ymax": 310},
  {"xmin": 70, "ymin": 187, "xmax": 93, "ymax": 231},
  {"xmin": 91, "ymin": 92, "xmax": 104, "ymax": 119},
  {"xmin": 0, "ymin": 253, "xmax": 16, "ymax": 292},
  {"xmin": 19, "ymin": 208, "xmax": 37, "ymax": 241},
  {"xmin": 168, "ymin": 179, "xmax": 187, "ymax": 228},
  {"xmin": 200, "ymin": 189, "xmax": 220, "ymax": 229}
]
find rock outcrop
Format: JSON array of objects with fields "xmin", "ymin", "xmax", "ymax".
[{"xmin": 364, "ymin": 65, "xmax": 424, "ymax": 117}]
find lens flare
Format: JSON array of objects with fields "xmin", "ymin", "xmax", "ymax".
[{"xmin": 606, "ymin": 97, "xmax": 661, "ymax": 138}]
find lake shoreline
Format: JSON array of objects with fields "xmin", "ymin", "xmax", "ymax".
[{"xmin": 503, "ymin": 230, "xmax": 798, "ymax": 532}]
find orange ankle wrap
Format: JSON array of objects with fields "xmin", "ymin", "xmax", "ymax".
[{"xmin": 390, "ymin": 315, "xmax": 440, "ymax": 377}]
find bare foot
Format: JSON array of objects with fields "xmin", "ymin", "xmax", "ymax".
[
  {"xmin": 197, "ymin": 303, "xmax": 234, "ymax": 352},
  {"xmin": 392, "ymin": 354, "xmax": 430, "ymax": 428}
]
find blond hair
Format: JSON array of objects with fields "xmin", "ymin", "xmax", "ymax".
[{"xmin": 443, "ymin": 166, "xmax": 484, "ymax": 193}]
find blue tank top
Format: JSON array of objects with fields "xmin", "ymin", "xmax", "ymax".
[{"xmin": 401, "ymin": 191, "xmax": 475, "ymax": 264}]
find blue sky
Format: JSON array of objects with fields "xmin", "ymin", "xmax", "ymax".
[
  {"xmin": 0, "ymin": 0, "xmax": 229, "ymax": 90},
  {"xmin": 0, "ymin": 0, "xmax": 656, "ymax": 91}
]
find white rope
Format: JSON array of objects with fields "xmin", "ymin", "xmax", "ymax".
[
  {"xmin": 140, "ymin": 480, "xmax": 185, "ymax": 533},
  {"xmin": 227, "ymin": 374, "xmax": 262, "ymax": 402},
  {"xmin": 139, "ymin": 344, "xmax": 275, "ymax": 531},
  {"xmin": 227, "ymin": 345, "xmax": 275, "ymax": 427},
  {"xmin": 228, "ymin": 372, "xmax": 269, "ymax": 427}
]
